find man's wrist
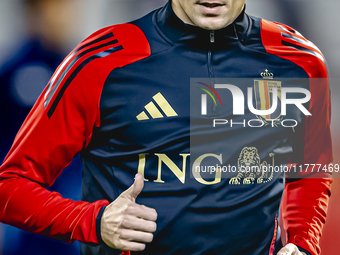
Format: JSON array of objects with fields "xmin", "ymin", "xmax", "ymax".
[
  {"xmin": 96, "ymin": 205, "xmax": 107, "ymax": 244},
  {"xmin": 297, "ymin": 246, "xmax": 310, "ymax": 255}
]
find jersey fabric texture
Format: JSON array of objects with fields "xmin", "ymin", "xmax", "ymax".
[{"xmin": 0, "ymin": 1, "xmax": 332, "ymax": 255}]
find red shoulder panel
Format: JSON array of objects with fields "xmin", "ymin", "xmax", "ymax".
[
  {"xmin": 261, "ymin": 20, "xmax": 327, "ymax": 79},
  {"xmin": 0, "ymin": 23, "xmax": 151, "ymax": 244}
]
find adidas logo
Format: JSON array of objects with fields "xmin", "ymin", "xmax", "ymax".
[{"xmin": 136, "ymin": 92, "xmax": 178, "ymax": 121}]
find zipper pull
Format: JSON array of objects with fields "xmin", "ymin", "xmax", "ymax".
[{"xmin": 210, "ymin": 31, "xmax": 215, "ymax": 43}]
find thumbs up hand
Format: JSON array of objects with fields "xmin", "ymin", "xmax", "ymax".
[{"xmin": 100, "ymin": 174, "xmax": 158, "ymax": 251}]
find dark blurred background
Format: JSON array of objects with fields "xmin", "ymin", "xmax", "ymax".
[{"xmin": 0, "ymin": 0, "xmax": 338, "ymax": 254}]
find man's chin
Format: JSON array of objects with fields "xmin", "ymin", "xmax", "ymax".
[{"xmin": 195, "ymin": 17, "xmax": 230, "ymax": 30}]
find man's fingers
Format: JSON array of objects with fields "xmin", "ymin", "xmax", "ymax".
[
  {"xmin": 127, "ymin": 203, "xmax": 158, "ymax": 221},
  {"xmin": 101, "ymin": 174, "xmax": 158, "ymax": 251},
  {"xmin": 119, "ymin": 239, "xmax": 146, "ymax": 251},
  {"xmin": 122, "ymin": 174, "xmax": 144, "ymax": 201},
  {"xmin": 120, "ymin": 229, "xmax": 154, "ymax": 243},
  {"xmin": 121, "ymin": 215, "xmax": 157, "ymax": 233},
  {"xmin": 277, "ymin": 243, "xmax": 302, "ymax": 255}
]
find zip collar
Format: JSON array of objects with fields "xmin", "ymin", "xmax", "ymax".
[{"xmin": 155, "ymin": 1, "xmax": 251, "ymax": 46}]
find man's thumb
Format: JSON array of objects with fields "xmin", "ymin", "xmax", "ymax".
[{"xmin": 124, "ymin": 174, "xmax": 144, "ymax": 201}]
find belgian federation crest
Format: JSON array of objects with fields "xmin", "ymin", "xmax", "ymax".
[{"xmin": 254, "ymin": 71, "xmax": 282, "ymax": 126}]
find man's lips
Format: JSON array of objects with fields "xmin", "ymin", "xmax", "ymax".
[
  {"xmin": 198, "ymin": 2, "xmax": 225, "ymax": 8},
  {"xmin": 196, "ymin": 1, "xmax": 226, "ymax": 16}
]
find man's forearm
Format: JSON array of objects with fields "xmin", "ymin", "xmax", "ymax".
[
  {"xmin": 0, "ymin": 175, "xmax": 109, "ymax": 243},
  {"xmin": 281, "ymin": 175, "xmax": 332, "ymax": 255}
]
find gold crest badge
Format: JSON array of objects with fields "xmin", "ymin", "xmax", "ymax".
[{"xmin": 254, "ymin": 70, "xmax": 283, "ymax": 126}]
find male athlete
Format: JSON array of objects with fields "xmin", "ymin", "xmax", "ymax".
[{"xmin": 0, "ymin": 1, "xmax": 332, "ymax": 255}]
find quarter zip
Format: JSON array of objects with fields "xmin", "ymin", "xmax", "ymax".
[
  {"xmin": 208, "ymin": 31, "xmax": 216, "ymax": 114},
  {"xmin": 207, "ymin": 31, "xmax": 215, "ymax": 80}
]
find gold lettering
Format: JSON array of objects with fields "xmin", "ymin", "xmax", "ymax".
[
  {"xmin": 137, "ymin": 154, "xmax": 150, "ymax": 181},
  {"xmin": 154, "ymin": 154, "xmax": 190, "ymax": 184},
  {"xmin": 192, "ymin": 153, "xmax": 222, "ymax": 185}
]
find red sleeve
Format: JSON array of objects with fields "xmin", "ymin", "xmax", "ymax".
[
  {"xmin": 0, "ymin": 23, "xmax": 150, "ymax": 243},
  {"xmin": 280, "ymin": 75, "xmax": 332, "ymax": 254},
  {"xmin": 281, "ymin": 177, "xmax": 332, "ymax": 255},
  {"xmin": 261, "ymin": 20, "xmax": 333, "ymax": 255}
]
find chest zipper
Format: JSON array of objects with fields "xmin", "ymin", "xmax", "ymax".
[
  {"xmin": 207, "ymin": 31, "xmax": 215, "ymax": 80},
  {"xmin": 208, "ymin": 31, "xmax": 216, "ymax": 114}
]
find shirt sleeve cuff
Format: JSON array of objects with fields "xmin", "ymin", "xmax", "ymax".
[
  {"xmin": 96, "ymin": 205, "xmax": 107, "ymax": 244},
  {"xmin": 297, "ymin": 246, "xmax": 311, "ymax": 255}
]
